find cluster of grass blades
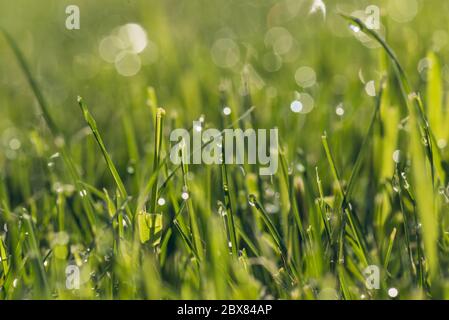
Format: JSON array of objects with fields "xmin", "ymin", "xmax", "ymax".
[{"xmin": 1, "ymin": 11, "xmax": 449, "ymax": 300}]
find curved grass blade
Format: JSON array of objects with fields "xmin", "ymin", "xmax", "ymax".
[
  {"xmin": 1, "ymin": 29, "xmax": 96, "ymax": 237},
  {"xmin": 340, "ymin": 12, "xmax": 439, "ymax": 286},
  {"xmin": 77, "ymin": 97, "xmax": 128, "ymax": 202}
]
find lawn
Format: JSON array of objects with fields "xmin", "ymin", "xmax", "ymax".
[{"xmin": 1, "ymin": 0, "xmax": 449, "ymax": 300}]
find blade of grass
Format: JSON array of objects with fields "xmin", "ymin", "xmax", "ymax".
[
  {"xmin": 340, "ymin": 13, "xmax": 439, "ymax": 286},
  {"xmin": 77, "ymin": 97, "xmax": 128, "ymax": 202},
  {"xmin": 383, "ymin": 227, "xmax": 397, "ymax": 271},
  {"xmin": 2, "ymin": 29, "xmax": 96, "ymax": 237}
]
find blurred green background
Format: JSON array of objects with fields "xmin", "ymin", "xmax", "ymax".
[
  {"xmin": 1, "ymin": 0, "xmax": 448, "ymax": 186},
  {"xmin": 1, "ymin": 0, "xmax": 449, "ymax": 299}
]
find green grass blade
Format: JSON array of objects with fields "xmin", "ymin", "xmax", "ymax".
[{"xmin": 78, "ymin": 97, "xmax": 128, "ymax": 201}]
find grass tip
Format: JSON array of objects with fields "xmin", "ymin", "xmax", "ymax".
[{"xmin": 157, "ymin": 107, "xmax": 166, "ymax": 117}]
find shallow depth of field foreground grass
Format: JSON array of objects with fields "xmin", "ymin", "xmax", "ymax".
[{"xmin": 1, "ymin": 0, "xmax": 449, "ymax": 300}]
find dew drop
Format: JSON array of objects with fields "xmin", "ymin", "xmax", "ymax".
[
  {"xmin": 392, "ymin": 177, "xmax": 400, "ymax": 193},
  {"xmin": 223, "ymin": 106, "xmax": 231, "ymax": 116},
  {"xmin": 392, "ymin": 150, "xmax": 401, "ymax": 163},
  {"xmin": 388, "ymin": 287, "xmax": 399, "ymax": 298},
  {"xmin": 290, "ymin": 100, "xmax": 303, "ymax": 113},
  {"xmin": 157, "ymin": 197, "xmax": 166, "ymax": 206},
  {"xmin": 127, "ymin": 166, "xmax": 135, "ymax": 175},
  {"xmin": 248, "ymin": 194, "xmax": 257, "ymax": 207},
  {"xmin": 349, "ymin": 24, "xmax": 361, "ymax": 33},
  {"xmin": 218, "ymin": 204, "xmax": 227, "ymax": 217},
  {"xmin": 336, "ymin": 104, "xmax": 345, "ymax": 116},
  {"xmin": 181, "ymin": 192, "xmax": 189, "ymax": 200},
  {"xmin": 401, "ymin": 172, "xmax": 410, "ymax": 189},
  {"xmin": 365, "ymin": 80, "xmax": 376, "ymax": 97}
]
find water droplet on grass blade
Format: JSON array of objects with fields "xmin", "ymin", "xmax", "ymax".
[
  {"xmin": 291, "ymin": 93, "xmax": 314, "ymax": 114},
  {"xmin": 290, "ymin": 100, "xmax": 303, "ymax": 113},
  {"xmin": 388, "ymin": 287, "xmax": 399, "ymax": 298},
  {"xmin": 392, "ymin": 150, "xmax": 401, "ymax": 163},
  {"xmin": 401, "ymin": 172, "xmax": 410, "ymax": 189},
  {"xmin": 181, "ymin": 191, "xmax": 189, "ymax": 200},
  {"xmin": 349, "ymin": 24, "xmax": 361, "ymax": 33},
  {"xmin": 218, "ymin": 205, "xmax": 227, "ymax": 217},
  {"xmin": 126, "ymin": 165, "xmax": 135, "ymax": 174},
  {"xmin": 365, "ymin": 80, "xmax": 376, "ymax": 96},
  {"xmin": 223, "ymin": 106, "xmax": 231, "ymax": 115},
  {"xmin": 248, "ymin": 194, "xmax": 257, "ymax": 207},
  {"xmin": 336, "ymin": 104, "xmax": 345, "ymax": 116},
  {"xmin": 392, "ymin": 174, "xmax": 400, "ymax": 193}
]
